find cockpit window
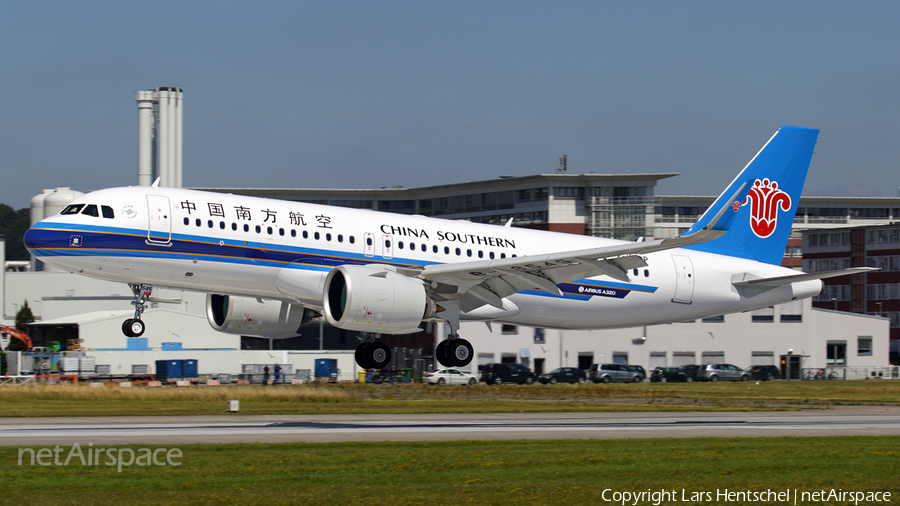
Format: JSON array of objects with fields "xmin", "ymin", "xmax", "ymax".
[
  {"xmin": 60, "ymin": 204, "xmax": 85, "ymax": 215},
  {"xmin": 81, "ymin": 204, "xmax": 99, "ymax": 217},
  {"xmin": 101, "ymin": 205, "xmax": 115, "ymax": 219}
]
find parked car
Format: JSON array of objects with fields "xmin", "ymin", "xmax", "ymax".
[
  {"xmin": 625, "ymin": 365, "xmax": 647, "ymax": 381},
  {"xmin": 747, "ymin": 365, "xmax": 781, "ymax": 381},
  {"xmin": 650, "ymin": 367, "xmax": 692, "ymax": 382},
  {"xmin": 679, "ymin": 364, "xmax": 702, "ymax": 381},
  {"xmin": 423, "ymin": 369, "xmax": 479, "ymax": 386},
  {"xmin": 538, "ymin": 367, "xmax": 587, "ymax": 384},
  {"xmin": 480, "ymin": 363, "xmax": 537, "ymax": 385},
  {"xmin": 697, "ymin": 363, "xmax": 751, "ymax": 382},
  {"xmin": 588, "ymin": 363, "xmax": 643, "ymax": 383}
]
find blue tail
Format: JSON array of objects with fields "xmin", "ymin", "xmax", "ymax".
[{"xmin": 684, "ymin": 125, "xmax": 819, "ymax": 265}]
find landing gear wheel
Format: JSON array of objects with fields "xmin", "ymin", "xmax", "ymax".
[
  {"xmin": 355, "ymin": 345, "xmax": 372, "ymax": 370},
  {"xmin": 369, "ymin": 342, "xmax": 391, "ymax": 369},
  {"xmin": 447, "ymin": 339, "xmax": 473, "ymax": 367},
  {"xmin": 123, "ymin": 318, "xmax": 144, "ymax": 337},
  {"xmin": 435, "ymin": 339, "xmax": 452, "ymax": 367}
]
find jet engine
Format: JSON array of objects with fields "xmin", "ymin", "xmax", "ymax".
[
  {"xmin": 206, "ymin": 294, "xmax": 317, "ymax": 338},
  {"xmin": 323, "ymin": 265, "xmax": 436, "ymax": 334}
]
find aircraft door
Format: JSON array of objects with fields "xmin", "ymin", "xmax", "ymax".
[
  {"xmin": 382, "ymin": 234, "xmax": 393, "ymax": 259},
  {"xmin": 146, "ymin": 195, "xmax": 172, "ymax": 244},
  {"xmin": 364, "ymin": 232, "xmax": 375, "ymax": 257},
  {"xmin": 671, "ymin": 255, "xmax": 694, "ymax": 304}
]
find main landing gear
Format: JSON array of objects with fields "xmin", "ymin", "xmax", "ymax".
[
  {"xmin": 434, "ymin": 302, "xmax": 473, "ymax": 368},
  {"xmin": 122, "ymin": 283, "xmax": 152, "ymax": 337},
  {"xmin": 355, "ymin": 339, "xmax": 392, "ymax": 370}
]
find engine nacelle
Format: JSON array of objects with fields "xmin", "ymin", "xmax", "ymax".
[
  {"xmin": 323, "ymin": 265, "xmax": 435, "ymax": 334},
  {"xmin": 206, "ymin": 294, "xmax": 316, "ymax": 338}
]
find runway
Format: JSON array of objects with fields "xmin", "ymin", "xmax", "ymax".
[{"xmin": 2, "ymin": 408, "xmax": 900, "ymax": 445}]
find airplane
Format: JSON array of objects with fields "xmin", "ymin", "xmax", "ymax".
[{"xmin": 24, "ymin": 126, "xmax": 872, "ymax": 370}]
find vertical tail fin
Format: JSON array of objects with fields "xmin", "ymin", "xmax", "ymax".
[{"xmin": 684, "ymin": 125, "xmax": 819, "ymax": 265}]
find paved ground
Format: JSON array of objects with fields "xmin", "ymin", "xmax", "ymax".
[{"xmin": 2, "ymin": 407, "xmax": 899, "ymax": 445}]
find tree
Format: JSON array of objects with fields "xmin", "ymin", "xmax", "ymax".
[
  {"xmin": 15, "ymin": 300, "xmax": 35, "ymax": 331},
  {"xmin": 0, "ymin": 204, "xmax": 31, "ymax": 261}
]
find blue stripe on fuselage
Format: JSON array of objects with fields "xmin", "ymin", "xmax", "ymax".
[{"xmin": 27, "ymin": 222, "xmax": 659, "ymax": 297}]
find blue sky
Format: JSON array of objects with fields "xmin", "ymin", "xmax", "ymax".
[{"xmin": 2, "ymin": 1, "xmax": 898, "ymax": 209}]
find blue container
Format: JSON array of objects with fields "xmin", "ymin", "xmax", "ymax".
[
  {"xmin": 315, "ymin": 359, "xmax": 338, "ymax": 378},
  {"xmin": 127, "ymin": 338, "xmax": 149, "ymax": 351},
  {"xmin": 181, "ymin": 359, "xmax": 198, "ymax": 378},
  {"xmin": 155, "ymin": 360, "xmax": 182, "ymax": 380}
]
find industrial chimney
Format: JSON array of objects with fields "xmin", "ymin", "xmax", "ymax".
[{"xmin": 135, "ymin": 87, "xmax": 183, "ymax": 187}]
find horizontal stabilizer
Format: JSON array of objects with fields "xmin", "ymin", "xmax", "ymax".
[{"xmin": 732, "ymin": 267, "xmax": 877, "ymax": 288}]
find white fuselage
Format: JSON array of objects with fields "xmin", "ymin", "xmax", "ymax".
[{"xmin": 25, "ymin": 186, "xmax": 822, "ymax": 330}]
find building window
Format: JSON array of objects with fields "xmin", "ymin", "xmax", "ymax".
[
  {"xmin": 826, "ymin": 341, "xmax": 847, "ymax": 366},
  {"xmin": 501, "ymin": 324, "xmax": 518, "ymax": 335},
  {"xmin": 751, "ymin": 306, "xmax": 774, "ymax": 322},
  {"xmin": 533, "ymin": 328, "xmax": 545, "ymax": 344},
  {"xmin": 702, "ymin": 315, "xmax": 725, "ymax": 323},
  {"xmin": 857, "ymin": 337, "xmax": 872, "ymax": 356}
]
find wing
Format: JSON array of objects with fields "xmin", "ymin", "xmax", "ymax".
[{"xmin": 407, "ymin": 183, "xmax": 742, "ymax": 313}]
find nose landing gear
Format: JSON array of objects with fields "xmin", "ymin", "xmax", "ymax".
[{"xmin": 122, "ymin": 284, "xmax": 152, "ymax": 337}]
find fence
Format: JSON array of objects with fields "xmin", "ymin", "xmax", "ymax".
[{"xmin": 801, "ymin": 366, "xmax": 899, "ymax": 381}]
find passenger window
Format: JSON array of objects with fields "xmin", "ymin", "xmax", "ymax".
[
  {"xmin": 303, "ymin": 230, "xmax": 309, "ymax": 239},
  {"xmin": 326, "ymin": 233, "xmax": 332, "ymax": 241},
  {"xmin": 501, "ymin": 253, "xmax": 506, "ymax": 259},
  {"xmin": 444, "ymin": 246, "xmax": 450, "ymax": 254},
  {"xmin": 291, "ymin": 230, "xmax": 296, "ymax": 237},
  {"xmin": 315, "ymin": 232, "xmax": 321, "ymax": 240},
  {"xmin": 644, "ymin": 269, "xmax": 649, "ymax": 277},
  {"xmin": 60, "ymin": 204, "xmax": 85, "ymax": 215},
  {"xmin": 398, "ymin": 241, "xmax": 404, "ymax": 249},
  {"xmin": 101, "ymin": 206, "xmax": 114, "ymax": 219},
  {"xmin": 267, "ymin": 226, "xmax": 273, "ymax": 235},
  {"xmin": 279, "ymin": 228, "xmax": 284, "ymax": 236},
  {"xmin": 421, "ymin": 244, "xmax": 426, "ymax": 252},
  {"xmin": 196, "ymin": 219, "xmax": 201, "ymax": 227},
  {"xmin": 81, "ymin": 205, "xmax": 99, "ymax": 217},
  {"xmin": 349, "ymin": 236, "xmax": 355, "ymax": 244},
  {"xmin": 456, "ymin": 248, "xmax": 461, "ymax": 256},
  {"xmin": 338, "ymin": 235, "xmax": 343, "ymax": 243},
  {"xmin": 478, "ymin": 251, "xmax": 483, "ymax": 258},
  {"xmin": 466, "ymin": 249, "xmax": 472, "ymax": 257},
  {"xmin": 243, "ymin": 224, "xmax": 249, "ymax": 232},
  {"xmin": 489, "ymin": 252, "xmax": 495, "ymax": 259},
  {"xmin": 255, "ymin": 225, "xmax": 261, "ymax": 233},
  {"xmin": 208, "ymin": 220, "xmax": 214, "ymax": 228},
  {"xmin": 409, "ymin": 242, "xmax": 415, "ymax": 250},
  {"xmin": 183, "ymin": 218, "xmax": 189, "ymax": 226},
  {"xmin": 220, "ymin": 222, "xmax": 225, "ymax": 229},
  {"xmin": 232, "ymin": 223, "xmax": 237, "ymax": 231}
]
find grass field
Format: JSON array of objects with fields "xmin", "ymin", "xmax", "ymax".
[
  {"xmin": 3, "ymin": 436, "xmax": 898, "ymax": 505},
  {"xmin": 1, "ymin": 380, "xmax": 899, "ymax": 417}
]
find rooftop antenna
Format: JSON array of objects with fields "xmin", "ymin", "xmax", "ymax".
[{"xmin": 556, "ymin": 155, "xmax": 567, "ymax": 174}]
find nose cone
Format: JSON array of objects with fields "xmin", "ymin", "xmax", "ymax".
[{"xmin": 23, "ymin": 224, "xmax": 41, "ymax": 254}]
